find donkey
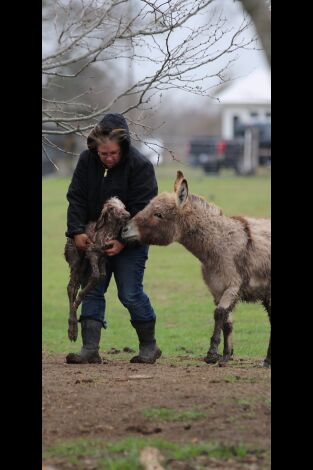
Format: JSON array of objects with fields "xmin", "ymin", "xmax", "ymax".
[
  {"xmin": 122, "ymin": 171, "xmax": 271, "ymax": 367},
  {"xmin": 64, "ymin": 197, "xmax": 130, "ymax": 342}
]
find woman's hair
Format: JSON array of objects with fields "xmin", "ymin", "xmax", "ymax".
[{"xmin": 87, "ymin": 125, "xmax": 129, "ymax": 155}]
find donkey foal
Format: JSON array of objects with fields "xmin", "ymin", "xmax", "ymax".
[{"xmin": 64, "ymin": 197, "xmax": 130, "ymax": 342}]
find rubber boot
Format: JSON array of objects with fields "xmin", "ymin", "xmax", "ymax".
[
  {"xmin": 66, "ymin": 319, "xmax": 102, "ymax": 364},
  {"xmin": 130, "ymin": 319, "xmax": 162, "ymax": 364}
]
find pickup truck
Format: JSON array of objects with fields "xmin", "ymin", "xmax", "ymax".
[{"xmin": 187, "ymin": 123, "xmax": 271, "ymax": 175}]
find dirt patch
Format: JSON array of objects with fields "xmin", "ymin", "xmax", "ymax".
[{"xmin": 42, "ymin": 352, "xmax": 271, "ymax": 468}]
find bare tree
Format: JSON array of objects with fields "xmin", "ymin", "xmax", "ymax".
[{"xmin": 42, "ymin": 0, "xmax": 257, "ymax": 157}]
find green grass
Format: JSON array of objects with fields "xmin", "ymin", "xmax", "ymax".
[
  {"xmin": 43, "ymin": 163, "xmax": 271, "ymax": 357},
  {"xmin": 143, "ymin": 407, "xmax": 206, "ymax": 422},
  {"xmin": 44, "ymin": 436, "xmax": 256, "ymax": 469}
]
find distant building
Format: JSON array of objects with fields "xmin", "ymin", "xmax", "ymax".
[{"xmin": 216, "ymin": 68, "xmax": 271, "ymax": 139}]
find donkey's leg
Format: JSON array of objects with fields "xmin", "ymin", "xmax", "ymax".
[
  {"xmin": 73, "ymin": 276, "xmax": 99, "ymax": 312},
  {"xmin": 86, "ymin": 249, "xmax": 101, "ymax": 278},
  {"xmin": 262, "ymin": 298, "xmax": 271, "ymax": 367},
  {"xmin": 73, "ymin": 252, "xmax": 102, "ymax": 311},
  {"xmin": 205, "ymin": 286, "xmax": 239, "ymax": 364},
  {"xmin": 67, "ymin": 256, "xmax": 81, "ymax": 341},
  {"xmin": 204, "ymin": 307, "xmax": 227, "ymax": 364},
  {"xmin": 98, "ymin": 255, "xmax": 107, "ymax": 279},
  {"xmin": 65, "ymin": 242, "xmax": 82, "ymax": 341},
  {"xmin": 219, "ymin": 311, "xmax": 234, "ymax": 365},
  {"xmin": 67, "ymin": 269, "xmax": 80, "ymax": 341}
]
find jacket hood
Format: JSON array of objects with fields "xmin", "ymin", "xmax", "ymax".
[
  {"xmin": 99, "ymin": 113, "xmax": 131, "ymax": 144},
  {"xmin": 87, "ymin": 113, "xmax": 131, "ymax": 162}
]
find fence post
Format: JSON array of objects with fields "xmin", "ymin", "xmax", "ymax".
[{"xmin": 237, "ymin": 127, "xmax": 259, "ymax": 175}]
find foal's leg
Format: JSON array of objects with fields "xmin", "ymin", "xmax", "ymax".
[
  {"xmin": 98, "ymin": 255, "xmax": 107, "ymax": 278},
  {"xmin": 73, "ymin": 250, "xmax": 104, "ymax": 311},
  {"xmin": 67, "ymin": 268, "xmax": 81, "ymax": 341},
  {"xmin": 65, "ymin": 243, "xmax": 82, "ymax": 341},
  {"xmin": 262, "ymin": 298, "xmax": 271, "ymax": 367},
  {"xmin": 205, "ymin": 285, "xmax": 239, "ymax": 364}
]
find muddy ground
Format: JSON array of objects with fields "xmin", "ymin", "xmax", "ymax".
[{"xmin": 42, "ymin": 351, "xmax": 271, "ymax": 469}]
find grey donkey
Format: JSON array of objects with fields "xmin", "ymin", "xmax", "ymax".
[
  {"xmin": 64, "ymin": 197, "xmax": 130, "ymax": 360},
  {"xmin": 122, "ymin": 171, "xmax": 271, "ymax": 367}
]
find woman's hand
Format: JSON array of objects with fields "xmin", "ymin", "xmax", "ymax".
[
  {"xmin": 73, "ymin": 233, "xmax": 91, "ymax": 251},
  {"xmin": 104, "ymin": 239, "xmax": 125, "ymax": 256}
]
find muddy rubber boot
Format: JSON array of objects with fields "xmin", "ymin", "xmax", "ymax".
[
  {"xmin": 66, "ymin": 319, "xmax": 102, "ymax": 364},
  {"xmin": 130, "ymin": 320, "xmax": 162, "ymax": 364}
]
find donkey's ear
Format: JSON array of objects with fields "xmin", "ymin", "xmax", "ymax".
[
  {"xmin": 95, "ymin": 217, "xmax": 105, "ymax": 231},
  {"xmin": 174, "ymin": 170, "xmax": 185, "ymax": 192},
  {"xmin": 176, "ymin": 179, "xmax": 188, "ymax": 208},
  {"xmin": 95, "ymin": 210, "xmax": 107, "ymax": 231}
]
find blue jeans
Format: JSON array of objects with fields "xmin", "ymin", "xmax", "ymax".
[{"xmin": 79, "ymin": 244, "xmax": 156, "ymax": 328}]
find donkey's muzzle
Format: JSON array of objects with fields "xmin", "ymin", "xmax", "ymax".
[{"xmin": 121, "ymin": 222, "xmax": 140, "ymax": 242}]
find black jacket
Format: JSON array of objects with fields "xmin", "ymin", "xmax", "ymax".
[{"xmin": 66, "ymin": 113, "xmax": 158, "ymax": 238}]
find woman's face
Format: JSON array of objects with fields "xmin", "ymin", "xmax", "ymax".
[{"xmin": 97, "ymin": 139, "xmax": 121, "ymax": 168}]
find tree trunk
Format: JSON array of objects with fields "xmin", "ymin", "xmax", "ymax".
[{"xmin": 239, "ymin": 0, "xmax": 271, "ymax": 66}]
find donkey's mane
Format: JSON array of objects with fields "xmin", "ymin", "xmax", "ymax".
[{"xmin": 189, "ymin": 193, "xmax": 223, "ymax": 216}]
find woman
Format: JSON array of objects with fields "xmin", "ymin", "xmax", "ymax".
[{"xmin": 65, "ymin": 113, "xmax": 161, "ymax": 364}]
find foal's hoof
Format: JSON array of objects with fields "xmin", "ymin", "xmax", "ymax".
[{"xmin": 204, "ymin": 353, "xmax": 222, "ymax": 364}]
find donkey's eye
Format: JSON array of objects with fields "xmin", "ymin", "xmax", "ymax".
[{"xmin": 154, "ymin": 213, "xmax": 163, "ymax": 219}]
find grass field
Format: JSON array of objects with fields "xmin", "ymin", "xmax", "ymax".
[{"xmin": 42, "ymin": 163, "xmax": 271, "ymax": 359}]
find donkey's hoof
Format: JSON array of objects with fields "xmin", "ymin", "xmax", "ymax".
[
  {"xmin": 204, "ymin": 353, "xmax": 222, "ymax": 364},
  {"xmin": 68, "ymin": 331, "xmax": 78, "ymax": 342},
  {"xmin": 218, "ymin": 353, "xmax": 232, "ymax": 367},
  {"xmin": 218, "ymin": 359, "xmax": 229, "ymax": 367},
  {"xmin": 68, "ymin": 332, "xmax": 78, "ymax": 342},
  {"xmin": 68, "ymin": 321, "xmax": 78, "ymax": 342},
  {"xmin": 263, "ymin": 358, "xmax": 271, "ymax": 368}
]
